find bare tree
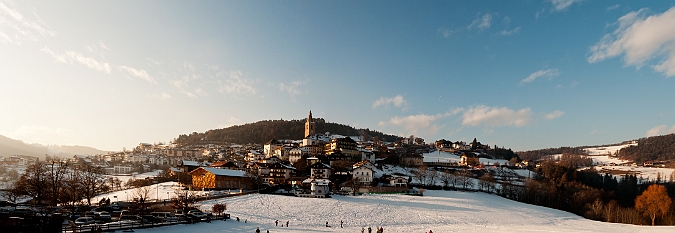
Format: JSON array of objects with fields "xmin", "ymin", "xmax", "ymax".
[
  {"xmin": 131, "ymin": 186, "xmax": 153, "ymax": 214},
  {"xmin": 78, "ymin": 163, "xmax": 110, "ymax": 206},
  {"xmin": 13, "ymin": 162, "xmax": 48, "ymax": 205},
  {"xmin": 46, "ymin": 161, "xmax": 69, "ymax": 206},
  {"xmin": 172, "ymin": 189, "xmax": 198, "ymax": 214},
  {"xmin": 345, "ymin": 177, "xmax": 362, "ymax": 195},
  {"xmin": 427, "ymin": 170, "xmax": 439, "ymax": 186}
]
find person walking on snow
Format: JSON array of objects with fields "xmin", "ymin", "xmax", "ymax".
[
  {"xmin": 275, "ymin": 220, "xmax": 278, "ymax": 226},
  {"xmin": 255, "ymin": 227, "xmax": 260, "ymax": 233},
  {"xmin": 368, "ymin": 226, "xmax": 372, "ymax": 233},
  {"xmin": 429, "ymin": 230, "xmax": 433, "ymax": 233},
  {"xmin": 340, "ymin": 220, "xmax": 343, "ymax": 228},
  {"xmin": 286, "ymin": 220, "xmax": 289, "ymax": 227},
  {"xmin": 361, "ymin": 227, "xmax": 365, "ymax": 233}
]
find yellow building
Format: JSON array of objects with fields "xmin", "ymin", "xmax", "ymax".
[{"xmin": 189, "ymin": 167, "xmax": 252, "ymax": 190}]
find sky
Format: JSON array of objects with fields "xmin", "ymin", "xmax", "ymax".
[{"xmin": 2, "ymin": 0, "xmax": 675, "ymax": 152}]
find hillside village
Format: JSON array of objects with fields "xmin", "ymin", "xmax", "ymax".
[{"xmin": 1, "ymin": 111, "xmax": 525, "ymax": 198}]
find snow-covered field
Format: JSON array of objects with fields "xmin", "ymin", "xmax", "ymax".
[
  {"xmin": 582, "ymin": 144, "xmax": 675, "ymax": 182},
  {"xmin": 422, "ymin": 151, "xmax": 509, "ymax": 165},
  {"xmin": 127, "ymin": 190, "xmax": 671, "ymax": 233}
]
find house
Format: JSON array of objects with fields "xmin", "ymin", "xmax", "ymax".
[
  {"xmin": 296, "ymin": 178, "xmax": 330, "ymax": 198},
  {"xmin": 265, "ymin": 163, "xmax": 297, "ymax": 185},
  {"xmin": 114, "ymin": 165, "xmax": 133, "ymax": 174},
  {"xmin": 388, "ymin": 175, "xmax": 409, "ymax": 187},
  {"xmin": 209, "ymin": 161, "xmax": 239, "ymax": 170},
  {"xmin": 459, "ymin": 153, "xmax": 479, "ymax": 166},
  {"xmin": 189, "ymin": 167, "xmax": 251, "ymax": 190},
  {"xmin": 264, "ymin": 139, "xmax": 283, "ymax": 158},
  {"xmin": 352, "ymin": 161, "xmax": 374, "ymax": 185},
  {"xmin": 325, "ymin": 137, "xmax": 360, "ymax": 159},
  {"xmin": 309, "ymin": 162, "xmax": 331, "ymax": 179}
]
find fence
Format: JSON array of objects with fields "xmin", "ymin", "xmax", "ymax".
[{"xmin": 61, "ymin": 215, "xmax": 229, "ymax": 233}]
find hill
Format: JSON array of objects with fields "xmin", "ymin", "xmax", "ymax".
[
  {"xmin": 0, "ymin": 134, "xmax": 109, "ymax": 159},
  {"xmin": 174, "ymin": 118, "xmax": 401, "ymax": 145},
  {"xmin": 618, "ymin": 133, "xmax": 675, "ymax": 163}
]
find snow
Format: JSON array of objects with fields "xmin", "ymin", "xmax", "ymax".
[
  {"xmin": 422, "ymin": 151, "xmax": 509, "ymax": 166},
  {"xmin": 127, "ymin": 190, "xmax": 672, "ymax": 233},
  {"xmin": 582, "ymin": 144, "xmax": 675, "ymax": 182}
]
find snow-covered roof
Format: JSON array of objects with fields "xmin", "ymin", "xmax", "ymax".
[
  {"xmin": 182, "ymin": 160, "xmax": 199, "ymax": 166},
  {"xmin": 302, "ymin": 178, "xmax": 330, "ymax": 185},
  {"xmin": 197, "ymin": 167, "xmax": 246, "ymax": 177}
]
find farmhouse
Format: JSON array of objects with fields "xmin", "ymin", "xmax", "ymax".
[{"xmin": 189, "ymin": 167, "xmax": 251, "ymax": 190}]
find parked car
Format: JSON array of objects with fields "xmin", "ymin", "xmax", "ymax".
[
  {"xmin": 151, "ymin": 212, "xmax": 178, "ymax": 221},
  {"xmin": 140, "ymin": 215, "xmax": 162, "ymax": 223},
  {"xmin": 98, "ymin": 211, "xmax": 112, "ymax": 222},
  {"xmin": 187, "ymin": 210, "xmax": 207, "ymax": 219},
  {"xmin": 74, "ymin": 217, "xmax": 96, "ymax": 225},
  {"xmin": 119, "ymin": 215, "xmax": 149, "ymax": 224}
]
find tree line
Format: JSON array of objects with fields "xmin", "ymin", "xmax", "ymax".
[
  {"xmin": 174, "ymin": 118, "xmax": 400, "ymax": 145},
  {"xmin": 618, "ymin": 133, "xmax": 675, "ymax": 163},
  {"xmin": 3, "ymin": 161, "xmax": 111, "ymax": 207}
]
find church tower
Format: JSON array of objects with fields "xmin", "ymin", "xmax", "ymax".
[{"xmin": 305, "ymin": 110, "xmax": 315, "ymax": 138}]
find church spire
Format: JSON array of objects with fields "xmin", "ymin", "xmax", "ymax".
[{"xmin": 305, "ymin": 110, "xmax": 315, "ymax": 138}]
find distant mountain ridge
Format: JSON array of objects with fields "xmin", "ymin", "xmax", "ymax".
[
  {"xmin": 174, "ymin": 118, "xmax": 401, "ymax": 145},
  {"xmin": 0, "ymin": 134, "xmax": 109, "ymax": 159}
]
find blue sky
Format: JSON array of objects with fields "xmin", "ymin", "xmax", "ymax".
[{"xmin": 2, "ymin": 0, "xmax": 675, "ymax": 151}]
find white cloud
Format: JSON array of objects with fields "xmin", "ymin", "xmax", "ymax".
[
  {"xmin": 520, "ymin": 68, "xmax": 560, "ymax": 84},
  {"xmin": 99, "ymin": 40, "xmax": 109, "ymax": 50},
  {"xmin": 437, "ymin": 27, "xmax": 454, "ymax": 38},
  {"xmin": 119, "ymin": 65, "xmax": 156, "ymax": 83},
  {"xmin": 607, "ymin": 4, "xmax": 620, "ymax": 12},
  {"xmin": 498, "ymin": 27, "xmax": 521, "ymax": 36},
  {"xmin": 544, "ymin": 110, "xmax": 564, "ymax": 120},
  {"xmin": 0, "ymin": 1, "xmax": 54, "ymax": 41},
  {"xmin": 41, "ymin": 47, "xmax": 111, "ymax": 74},
  {"xmin": 65, "ymin": 51, "xmax": 111, "ymax": 74},
  {"xmin": 550, "ymin": 0, "xmax": 582, "ymax": 12},
  {"xmin": 41, "ymin": 47, "xmax": 68, "ymax": 63},
  {"xmin": 195, "ymin": 87, "xmax": 207, "ymax": 97},
  {"xmin": 373, "ymin": 95, "xmax": 408, "ymax": 109},
  {"xmin": 646, "ymin": 124, "xmax": 675, "ymax": 137},
  {"xmin": 588, "ymin": 7, "xmax": 675, "ymax": 77},
  {"xmin": 149, "ymin": 93, "xmax": 171, "ymax": 99},
  {"xmin": 218, "ymin": 70, "xmax": 256, "ymax": 95},
  {"xmin": 5, "ymin": 124, "xmax": 70, "ymax": 145},
  {"xmin": 378, "ymin": 109, "xmax": 463, "ymax": 137},
  {"xmin": 462, "ymin": 105, "xmax": 531, "ymax": 127},
  {"xmin": 0, "ymin": 31, "xmax": 13, "ymax": 44},
  {"xmin": 279, "ymin": 81, "xmax": 305, "ymax": 97},
  {"xmin": 119, "ymin": 66, "xmax": 157, "ymax": 84},
  {"xmin": 468, "ymin": 13, "xmax": 493, "ymax": 31}
]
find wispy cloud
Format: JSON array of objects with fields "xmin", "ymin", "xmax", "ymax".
[
  {"xmin": 149, "ymin": 93, "xmax": 172, "ymax": 99},
  {"xmin": 4, "ymin": 124, "xmax": 70, "ymax": 145},
  {"xmin": 279, "ymin": 81, "xmax": 306, "ymax": 97},
  {"xmin": 520, "ymin": 68, "xmax": 560, "ymax": 84},
  {"xmin": 65, "ymin": 51, "xmax": 111, "ymax": 74},
  {"xmin": 544, "ymin": 110, "xmax": 564, "ymax": 120},
  {"xmin": 646, "ymin": 124, "xmax": 675, "ymax": 137},
  {"xmin": 41, "ymin": 47, "xmax": 68, "ymax": 63},
  {"xmin": 373, "ymin": 95, "xmax": 408, "ymax": 110},
  {"xmin": 588, "ymin": 7, "xmax": 675, "ymax": 77},
  {"xmin": 468, "ymin": 13, "xmax": 493, "ymax": 31},
  {"xmin": 462, "ymin": 105, "xmax": 531, "ymax": 127},
  {"xmin": 218, "ymin": 70, "xmax": 256, "ymax": 95},
  {"xmin": 549, "ymin": 0, "xmax": 582, "ymax": 12},
  {"xmin": 437, "ymin": 27, "xmax": 455, "ymax": 38},
  {"xmin": 42, "ymin": 47, "xmax": 111, "ymax": 74},
  {"xmin": 606, "ymin": 4, "xmax": 620, "ymax": 12},
  {"xmin": 378, "ymin": 109, "xmax": 461, "ymax": 137},
  {"xmin": 119, "ymin": 65, "xmax": 156, "ymax": 83},
  {"xmin": 0, "ymin": 1, "xmax": 54, "ymax": 42},
  {"xmin": 498, "ymin": 27, "xmax": 521, "ymax": 36},
  {"xmin": 99, "ymin": 40, "xmax": 109, "ymax": 50}
]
